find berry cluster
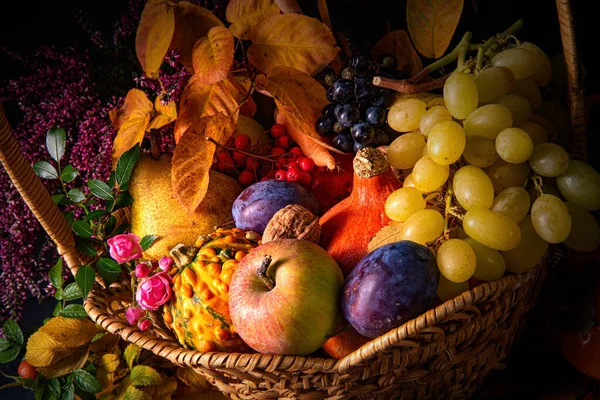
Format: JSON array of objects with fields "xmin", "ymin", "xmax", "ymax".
[{"xmin": 316, "ymin": 54, "xmax": 403, "ymax": 153}]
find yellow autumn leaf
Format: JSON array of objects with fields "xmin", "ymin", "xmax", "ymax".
[
  {"xmin": 124, "ymin": 344, "xmax": 142, "ymax": 370},
  {"xmin": 43, "ymin": 316, "xmax": 103, "ymax": 347},
  {"xmin": 170, "ymin": 1, "xmax": 224, "ymax": 70},
  {"xmin": 227, "ymin": 76, "xmax": 257, "ymax": 118},
  {"xmin": 248, "ymin": 14, "xmax": 339, "ymax": 76},
  {"xmin": 174, "ymin": 75, "xmax": 239, "ymax": 143},
  {"xmin": 136, "ymin": 0, "xmax": 175, "ymax": 78},
  {"xmin": 26, "ymin": 334, "xmax": 80, "ymax": 368},
  {"xmin": 37, "ymin": 347, "xmax": 89, "ymax": 378},
  {"xmin": 226, "ymin": 0, "xmax": 281, "ymax": 40},
  {"xmin": 367, "ymin": 223, "xmax": 405, "ymax": 252},
  {"xmin": 192, "ymin": 26, "xmax": 234, "ymax": 84},
  {"xmin": 372, "ymin": 30, "xmax": 423, "ymax": 77},
  {"xmin": 147, "ymin": 97, "xmax": 177, "ymax": 131},
  {"xmin": 96, "ymin": 353, "xmax": 120, "ymax": 387}
]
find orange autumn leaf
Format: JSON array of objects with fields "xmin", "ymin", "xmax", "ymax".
[
  {"xmin": 248, "ymin": 14, "xmax": 339, "ymax": 76},
  {"xmin": 136, "ymin": 0, "xmax": 175, "ymax": 78},
  {"xmin": 148, "ymin": 96, "xmax": 177, "ymax": 130},
  {"xmin": 171, "ymin": 114, "xmax": 233, "ymax": 213},
  {"xmin": 275, "ymin": 0, "xmax": 302, "ymax": 13},
  {"xmin": 372, "ymin": 30, "xmax": 423, "ymax": 77},
  {"xmin": 226, "ymin": 0, "xmax": 281, "ymax": 40},
  {"xmin": 317, "ymin": 0, "xmax": 333, "ymax": 31},
  {"xmin": 406, "ymin": 0, "xmax": 464, "ymax": 59},
  {"xmin": 170, "ymin": 1, "xmax": 224, "ymax": 70},
  {"xmin": 192, "ymin": 26, "xmax": 234, "ymax": 84},
  {"xmin": 111, "ymin": 89, "xmax": 153, "ymax": 166},
  {"xmin": 174, "ymin": 75, "xmax": 239, "ymax": 142},
  {"xmin": 227, "ymin": 76, "xmax": 257, "ymax": 118}
]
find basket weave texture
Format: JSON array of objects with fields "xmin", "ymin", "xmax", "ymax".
[{"xmin": 0, "ymin": 1, "xmax": 586, "ymax": 398}]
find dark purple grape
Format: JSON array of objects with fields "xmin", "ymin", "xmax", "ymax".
[
  {"xmin": 315, "ymin": 116, "xmax": 335, "ymax": 136},
  {"xmin": 322, "ymin": 104, "xmax": 336, "ymax": 118},
  {"xmin": 371, "ymin": 129, "xmax": 390, "ymax": 146},
  {"xmin": 365, "ymin": 106, "xmax": 386, "ymax": 127},
  {"xmin": 326, "ymin": 86, "xmax": 336, "ymax": 103},
  {"xmin": 333, "ymin": 134, "xmax": 354, "ymax": 153},
  {"xmin": 370, "ymin": 91, "xmax": 391, "ymax": 108},
  {"xmin": 351, "ymin": 122, "xmax": 375, "ymax": 144},
  {"xmin": 354, "ymin": 75, "xmax": 371, "ymax": 102},
  {"xmin": 331, "ymin": 79, "xmax": 354, "ymax": 103},
  {"xmin": 379, "ymin": 53, "xmax": 398, "ymax": 71},
  {"xmin": 349, "ymin": 55, "xmax": 369, "ymax": 73},
  {"xmin": 337, "ymin": 104, "xmax": 360, "ymax": 127},
  {"xmin": 354, "ymin": 141, "xmax": 369, "ymax": 153}
]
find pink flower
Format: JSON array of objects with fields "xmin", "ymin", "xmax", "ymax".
[
  {"xmin": 125, "ymin": 306, "xmax": 144, "ymax": 325},
  {"xmin": 107, "ymin": 234, "xmax": 143, "ymax": 263},
  {"xmin": 135, "ymin": 263, "xmax": 150, "ymax": 278},
  {"xmin": 136, "ymin": 272, "xmax": 172, "ymax": 311},
  {"xmin": 138, "ymin": 318, "xmax": 151, "ymax": 331},
  {"xmin": 158, "ymin": 256, "xmax": 174, "ymax": 272}
]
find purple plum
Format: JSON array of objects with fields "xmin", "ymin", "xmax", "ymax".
[
  {"xmin": 232, "ymin": 180, "xmax": 321, "ymax": 234},
  {"xmin": 342, "ymin": 240, "xmax": 439, "ymax": 338}
]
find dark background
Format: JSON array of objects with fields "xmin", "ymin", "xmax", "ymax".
[{"xmin": 0, "ymin": 0, "xmax": 597, "ymax": 399}]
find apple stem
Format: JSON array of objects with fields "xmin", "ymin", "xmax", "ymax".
[{"xmin": 257, "ymin": 255, "xmax": 275, "ymax": 291}]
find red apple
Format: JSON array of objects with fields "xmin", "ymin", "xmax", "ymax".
[{"xmin": 229, "ymin": 239, "xmax": 344, "ymax": 355}]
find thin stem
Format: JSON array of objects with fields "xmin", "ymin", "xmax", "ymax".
[
  {"xmin": 476, "ymin": 19, "xmax": 524, "ymax": 71},
  {"xmin": 443, "ymin": 181, "xmax": 454, "ymax": 239},
  {"xmin": 206, "ymin": 136, "xmax": 280, "ymax": 163},
  {"xmin": 372, "ymin": 74, "xmax": 450, "ymax": 94}
]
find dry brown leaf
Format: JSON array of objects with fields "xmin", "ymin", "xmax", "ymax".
[
  {"xmin": 226, "ymin": 0, "xmax": 281, "ymax": 40},
  {"xmin": 317, "ymin": 0, "xmax": 332, "ymax": 31},
  {"xmin": 148, "ymin": 97, "xmax": 177, "ymax": 130},
  {"xmin": 248, "ymin": 14, "xmax": 339, "ymax": 76},
  {"xmin": 37, "ymin": 347, "xmax": 89, "ymax": 378},
  {"xmin": 227, "ymin": 76, "xmax": 257, "ymax": 118},
  {"xmin": 136, "ymin": 0, "xmax": 175, "ymax": 78},
  {"xmin": 174, "ymin": 75, "xmax": 239, "ymax": 143},
  {"xmin": 111, "ymin": 89, "xmax": 154, "ymax": 166},
  {"xmin": 368, "ymin": 223, "xmax": 405, "ymax": 252},
  {"xmin": 176, "ymin": 368, "xmax": 211, "ymax": 390},
  {"xmin": 172, "ymin": 114, "xmax": 234, "ymax": 212},
  {"xmin": 156, "ymin": 374, "xmax": 178, "ymax": 400},
  {"xmin": 170, "ymin": 1, "xmax": 225, "ymax": 70},
  {"xmin": 191, "ymin": 26, "xmax": 234, "ymax": 85},
  {"xmin": 406, "ymin": 0, "xmax": 464, "ymax": 59},
  {"xmin": 372, "ymin": 30, "xmax": 423, "ymax": 77}
]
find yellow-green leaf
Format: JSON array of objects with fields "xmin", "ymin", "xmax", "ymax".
[
  {"xmin": 372, "ymin": 30, "xmax": 423, "ymax": 77},
  {"xmin": 176, "ymin": 368, "xmax": 210, "ymax": 390},
  {"xmin": 170, "ymin": 1, "xmax": 224, "ymax": 69},
  {"xmin": 147, "ymin": 97, "xmax": 177, "ymax": 131},
  {"xmin": 124, "ymin": 344, "xmax": 142, "ymax": 370},
  {"xmin": 226, "ymin": 0, "xmax": 281, "ymax": 40},
  {"xmin": 406, "ymin": 0, "xmax": 464, "ymax": 59},
  {"xmin": 367, "ymin": 223, "xmax": 405, "ymax": 252},
  {"xmin": 136, "ymin": 0, "xmax": 175, "ymax": 78},
  {"xmin": 248, "ymin": 14, "xmax": 339, "ymax": 76},
  {"xmin": 122, "ymin": 385, "xmax": 152, "ymax": 400},
  {"xmin": 192, "ymin": 26, "xmax": 234, "ymax": 84},
  {"xmin": 130, "ymin": 365, "xmax": 161, "ymax": 387},
  {"xmin": 96, "ymin": 353, "xmax": 120, "ymax": 387},
  {"xmin": 37, "ymin": 347, "xmax": 89, "ymax": 378}
]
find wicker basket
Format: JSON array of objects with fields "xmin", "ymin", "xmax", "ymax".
[{"xmin": 0, "ymin": 1, "xmax": 587, "ymax": 398}]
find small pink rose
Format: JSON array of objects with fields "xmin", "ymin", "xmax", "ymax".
[
  {"xmin": 125, "ymin": 306, "xmax": 144, "ymax": 325},
  {"xmin": 135, "ymin": 263, "xmax": 150, "ymax": 278},
  {"xmin": 107, "ymin": 234, "xmax": 143, "ymax": 263},
  {"xmin": 158, "ymin": 256, "xmax": 174, "ymax": 272},
  {"xmin": 135, "ymin": 271, "xmax": 172, "ymax": 311},
  {"xmin": 138, "ymin": 318, "xmax": 151, "ymax": 331}
]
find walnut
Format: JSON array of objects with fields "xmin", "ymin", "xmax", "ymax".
[{"xmin": 262, "ymin": 205, "xmax": 321, "ymax": 243}]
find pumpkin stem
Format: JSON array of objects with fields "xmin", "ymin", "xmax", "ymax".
[
  {"xmin": 353, "ymin": 148, "xmax": 390, "ymax": 178},
  {"xmin": 257, "ymin": 255, "xmax": 275, "ymax": 290}
]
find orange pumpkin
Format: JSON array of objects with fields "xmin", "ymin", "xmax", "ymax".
[{"xmin": 323, "ymin": 323, "xmax": 371, "ymax": 359}]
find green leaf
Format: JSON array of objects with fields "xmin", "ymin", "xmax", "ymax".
[
  {"xmin": 76, "ymin": 238, "xmax": 98, "ymax": 257},
  {"xmin": 60, "ymin": 304, "xmax": 88, "ymax": 319},
  {"xmin": 47, "ymin": 378, "xmax": 61, "ymax": 398},
  {"xmin": 64, "ymin": 212, "xmax": 75, "ymax": 226},
  {"xmin": 3, "ymin": 319, "xmax": 23, "ymax": 346},
  {"xmin": 0, "ymin": 346, "xmax": 20, "ymax": 364},
  {"xmin": 67, "ymin": 189, "xmax": 85, "ymax": 203},
  {"xmin": 115, "ymin": 191, "xmax": 134, "ymax": 209},
  {"xmin": 15, "ymin": 376, "xmax": 37, "ymax": 389},
  {"xmin": 97, "ymin": 258, "xmax": 121, "ymax": 286},
  {"xmin": 54, "ymin": 288, "xmax": 64, "ymax": 301},
  {"xmin": 84, "ymin": 210, "xmax": 108, "ymax": 222},
  {"xmin": 63, "ymin": 282, "xmax": 83, "ymax": 301},
  {"xmin": 88, "ymin": 180, "xmax": 113, "ymax": 200},
  {"xmin": 139, "ymin": 235, "xmax": 158, "ymax": 251},
  {"xmin": 59, "ymin": 381, "xmax": 75, "ymax": 400},
  {"xmin": 91, "ymin": 332, "xmax": 105, "ymax": 343},
  {"xmin": 124, "ymin": 344, "xmax": 142, "ymax": 369},
  {"xmin": 73, "ymin": 369, "xmax": 102, "ymax": 394},
  {"xmin": 34, "ymin": 161, "xmax": 59, "ymax": 179},
  {"xmin": 52, "ymin": 194, "xmax": 66, "ymax": 204},
  {"xmin": 72, "ymin": 221, "xmax": 93, "ymax": 238},
  {"xmin": 0, "ymin": 338, "xmax": 11, "ymax": 352},
  {"xmin": 61, "ymin": 165, "xmax": 79, "ymax": 183},
  {"xmin": 53, "ymin": 301, "xmax": 64, "ymax": 317},
  {"xmin": 111, "ymin": 223, "xmax": 130, "ymax": 237},
  {"xmin": 75, "ymin": 264, "xmax": 95, "ymax": 299},
  {"xmin": 49, "ymin": 259, "xmax": 64, "ymax": 290},
  {"xmin": 104, "ymin": 216, "xmax": 117, "ymax": 236},
  {"xmin": 129, "ymin": 365, "xmax": 161, "ymax": 387},
  {"xmin": 46, "ymin": 127, "xmax": 66, "ymax": 162},
  {"xmin": 115, "ymin": 143, "xmax": 141, "ymax": 190}
]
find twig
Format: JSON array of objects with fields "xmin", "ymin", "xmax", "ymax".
[
  {"xmin": 372, "ymin": 74, "xmax": 450, "ymax": 93},
  {"xmin": 206, "ymin": 136, "xmax": 282, "ymax": 164}
]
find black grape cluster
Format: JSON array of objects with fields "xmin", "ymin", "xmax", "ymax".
[{"xmin": 315, "ymin": 54, "xmax": 401, "ymax": 153}]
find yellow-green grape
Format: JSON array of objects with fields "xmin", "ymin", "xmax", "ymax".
[
  {"xmin": 463, "ymin": 104, "xmax": 513, "ymax": 139},
  {"xmin": 531, "ymin": 194, "xmax": 571, "ymax": 243},
  {"xmin": 385, "ymin": 187, "xmax": 426, "ymax": 222},
  {"xmin": 464, "ymin": 238, "xmax": 506, "ymax": 281},
  {"xmin": 437, "ymin": 239, "xmax": 477, "ymax": 283},
  {"xmin": 386, "ymin": 132, "xmax": 426, "ymax": 170},
  {"xmin": 453, "ymin": 165, "xmax": 495, "ymax": 210},
  {"xmin": 528, "ymin": 114, "xmax": 556, "ymax": 137},
  {"xmin": 463, "ymin": 208, "xmax": 521, "ymax": 251},
  {"xmin": 509, "ymin": 79, "xmax": 542, "ymax": 111},
  {"xmin": 495, "ymin": 128, "xmax": 534, "ymax": 164},
  {"xmin": 492, "ymin": 95, "xmax": 532, "ymax": 126},
  {"xmin": 463, "ymin": 136, "xmax": 499, "ymax": 168},
  {"xmin": 457, "ymin": 226, "xmax": 469, "ymax": 239},
  {"xmin": 502, "ymin": 216, "xmax": 548, "ymax": 273},
  {"xmin": 412, "ymin": 156, "xmax": 450, "ymax": 192},
  {"xmin": 528, "ymin": 143, "xmax": 569, "ymax": 177},
  {"xmin": 443, "ymin": 72, "xmax": 479, "ymax": 119},
  {"xmin": 486, "ymin": 158, "xmax": 530, "ymax": 193},
  {"xmin": 518, "ymin": 121, "xmax": 549, "ymax": 145},
  {"xmin": 491, "ymin": 47, "xmax": 539, "ymax": 79},
  {"xmin": 403, "ymin": 174, "xmax": 416, "ymax": 188},
  {"xmin": 563, "ymin": 202, "xmax": 600, "ymax": 252},
  {"xmin": 401, "ymin": 209, "xmax": 444, "ymax": 245},
  {"xmin": 437, "ymin": 275, "xmax": 470, "ymax": 302},
  {"xmin": 388, "ymin": 99, "xmax": 427, "ymax": 132},
  {"xmin": 427, "ymin": 97, "xmax": 446, "ymax": 108},
  {"xmin": 556, "ymin": 160, "xmax": 600, "ymax": 211},
  {"xmin": 419, "ymin": 106, "xmax": 452, "ymax": 137},
  {"xmin": 427, "ymin": 121, "xmax": 466, "ymax": 165},
  {"xmin": 473, "ymin": 66, "xmax": 515, "ymax": 102},
  {"xmin": 490, "ymin": 187, "xmax": 530, "ymax": 223},
  {"xmin": 520, "ymin": 42, "xmax": 552, "ymax": 87}
]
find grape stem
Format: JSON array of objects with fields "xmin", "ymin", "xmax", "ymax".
[
  {"xmin": 475, "ymin": 19, "xmax": 524, "ymax": 71},
  {"xmin": 533, "ymin": 175, "xmax": 545, "ymax": 197},
  {"xmin": 443, "ymin": 181, "xmax": 455, "ymax": 239},
  {"xmin": 372, "ymin": 74, "xmax": 450, "ymax": 93}
]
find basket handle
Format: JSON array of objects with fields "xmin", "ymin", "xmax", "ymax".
[{"xmin": 0, "ymin": 105, "xmax": 82, "ymax": 276}]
